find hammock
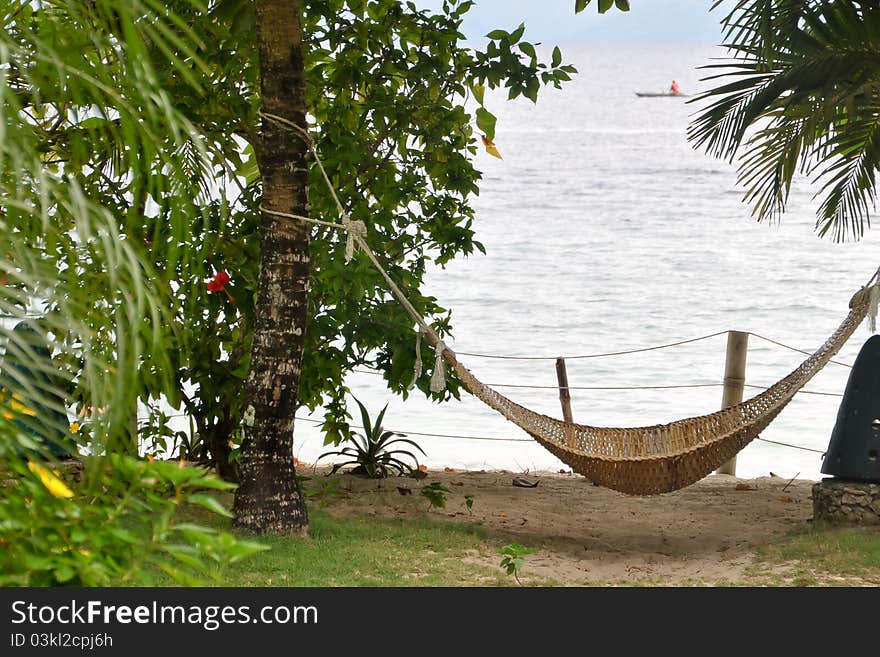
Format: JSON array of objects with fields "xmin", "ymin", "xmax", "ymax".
[
  {"xmin": 259, "ymin": 111, "xmax": 879, "ymax": 496},
  {"xmin": 439, "ymin": 287, "xmax": 872, "ymax": 495}
]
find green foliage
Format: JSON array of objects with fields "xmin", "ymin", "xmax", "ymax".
[
  {"xmin": 299, "ymin": 0, "xmax": 578, "ymax": 443},
  {"xmin": 3, "ymin": 0, "xmax": 580, "ymax": 494},
  {"xmin": 317, "ymin": 397, "xmax": 425, "ymax": 478},
  {"xmin": 575, "ymin": 0, "xmax": 631, "ymax": 13},
  {"xmin": 0, "ymin": 0, "xmax": 267, "ymax": 585},
  {"xmin": 691, "ymin": 1, "xmax": 880, "ymax": 241},
  {"xmin": 498, "ymin": 542, "xmax": 537, "ymax": 584},
  {"xmin": 297, "ymin": 474, "xmax": 344, "ymax": 501},
  {"xmin": 0, "ymin": 423, "xmax": 266, "ymax": 586},
  {"xmin": 2, "ymin": 0, "xmax": 580, "ymax": 474},
  {"xmin": 421, "ymin": 481, "xmax": 451, "ymax": 510}
]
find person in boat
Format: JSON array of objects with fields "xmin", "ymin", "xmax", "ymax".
[{"xmin": 670, "ymin": 80, "xmax": 681, "ymax": 96}]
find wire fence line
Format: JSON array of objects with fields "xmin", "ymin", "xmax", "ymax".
[
  {"xmin": 352, "ymin": 368, "xmax": 844, "ymax": 397},
  {"xmin": 455, "ymin": 330, "xmax": 729, "ymax": 360},
  {"xmin": 292, "ymin": 417, "xmax": 827, "ymax": 455},
  {"xmin": 142, "ymin": 412, "xmax": 830, "ymax": 455},
  {"xmin": 447, "ymin": 329, "xmax": 854, "ymax": 367},
  {"xmin": 4, "ymin": 315, "xmax": 850, "ymax": 456}
]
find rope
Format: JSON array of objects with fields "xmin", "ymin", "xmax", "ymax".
[
  {"xmin": 294, "ymin": 416, "xmax": 828, "ymax": 453},
  {"xmin": 754, "ymin": 437, "xmax": 826, "ymax": 454},
  {"xmin": 455, "ymin": 331, "xmax": 729, "ymax": 360},
  {"xmin": 479, "ymin": 382, "xmax": 723, "ymax": 391},
  {"xmin": 293, "ymin": 415, "xmax": 533, "ymax": 442},
  {"xmin": 744, "ymin": 383, "xmax": 842, "ymax": 397},
  {"xmin": 150, "ymin": 413, "xmax": 833, "ymax": 452},
  {"xmin": 353, "ymin": 368, "xmax": 844, "ymax": 396},
  {"xmin": 747, "ymin": 332, "xmax": 854, "ymax": 368},
  {"xmin": 260, "ymin": 111, "xmax": 366, "ymax": 262}
]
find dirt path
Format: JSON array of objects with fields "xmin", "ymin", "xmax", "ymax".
[{"xmin": 311, "ymin": 467, "xmax": 817, "ymax": 585}]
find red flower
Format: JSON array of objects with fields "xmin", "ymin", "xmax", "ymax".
[
  {"xmin": 206, "ymin": 270, "xmax": 231, "ymax": 292},
  {"xmin": 207, "ymin": 270, "xmax": 234, "ymax": 302}
]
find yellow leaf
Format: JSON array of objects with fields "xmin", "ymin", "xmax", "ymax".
[
  {"xmin": 481, "ymin": 134, "xmax": 502, "ymax": 159},
  {"xmin": 472, "ymin": 82, "xmax": 485, "ymax": 105},
  {"xmin": 28, "ymin": 461, "xmax": 74, "ymax": 499},
  {"xmin": 1, "ymin": 390, "xmax": 36, "ymax": 419}
]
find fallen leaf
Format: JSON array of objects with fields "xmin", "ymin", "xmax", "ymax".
[
  {"xmin": 396, "ymin": 486, "xmax": 412, "ymax": 496},
  {"xmin": 481, "ymin": 134, "xmax": 503, "ymax": 159},
  {"xmin": 735, "ymin": 483, "xmax": 757, "ymax": 491},
  {"xmin": 779, "ymin": 496, "xmax": 794, "ymax": 503},
  {"xmin": 512, "ymin": 477, "xmax": 539, "ymax": 488},
  {"xmin": 444, "ymin": 467, "xmax": 456, "ymax": 472},
  {"xmin": 419, "ymin": 464, "xmax": 428, "ymax": 472},
  {"xmin": 450, "ymin": 481, "xmax": 464, "ymax": 487}
]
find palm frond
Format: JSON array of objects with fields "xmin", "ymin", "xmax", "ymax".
[{"xmin": 691, "ymin": 1, "xmax": 880, "ymax": 240}]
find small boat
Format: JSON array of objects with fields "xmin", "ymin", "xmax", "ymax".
[{"xmin": 635, "ymin": 91, "xmax": 689, "ymax": 98}]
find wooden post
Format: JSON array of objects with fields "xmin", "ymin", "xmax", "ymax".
[
  {"xmin": 556, "ymin": 357, "xmax": 573, "ymax": 423},
  {"xmin": 716, "ymin": 330, "xmax": 749, "ymax": 475}
]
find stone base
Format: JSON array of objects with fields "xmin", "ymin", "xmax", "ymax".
[{"xmin": 812, "ymin": 479, "xmax": 880, "ymax": 525}]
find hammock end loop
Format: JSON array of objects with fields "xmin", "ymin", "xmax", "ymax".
[
  {"xmin": 852, "ymin": 284, "xmax": 880, "ymax": 332},
  {"xmin": 409, "ymin": 327, "xmax": 424, "ymax": 391},
  {"xmin": 429, "ymin": 341, "xmax": 447, "ymax": 393},
  {"xmin": 342, "ymin": 216, "xmax": 367, "ymax": 263},
  {"xmin": 868, "ymin": 285, "xmax": 880, "ymax": 333}
]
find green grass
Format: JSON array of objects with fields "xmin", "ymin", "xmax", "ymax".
[
  {"xmin": 163, "ymin": 489, "xmax": 880, "ymax": 587},
  {"xmin": 749, "ymin": 525, "xmax": 880, "ymax": 586},
  {"xmin": 172, "ymin": 502, "xmax": 516, "ymax": 587}
]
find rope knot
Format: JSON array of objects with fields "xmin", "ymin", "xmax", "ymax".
[
  {"xmin": 409, "ymin": 327, "xmax": 424, "ymax": 391},
  {"xmin": 341, "ymin": 214, "xmax": 367, "ymax": 263},
  {"xmin": 430, "ymin": 341, "xmax": 447, "ymax": 393}
]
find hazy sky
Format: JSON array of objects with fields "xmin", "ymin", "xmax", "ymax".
[{"xmin": 416, "ymin": 1, "xmax": 726, "ymax": 46}]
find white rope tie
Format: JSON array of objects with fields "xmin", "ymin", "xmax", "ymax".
[
  {"xmin": 410, "ymin": 327, "xmax": 423, "ymax": 390},
  {"xmin": 430, "ymin": 341, "xmax": 447, "ymax": 393},
  {"xmin": 341, "ymin": 213, "xmax": 367, "ymax": 263},
  {"xmin": 868, "ymin": 284, "xmax": 880, "ymax": 333}
]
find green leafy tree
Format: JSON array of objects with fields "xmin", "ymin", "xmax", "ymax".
[
  {"xmin": 4, "ymin": 0, "xmax": 581, "ymax": 534},
  {"xmin": 232, "ymin": 0, "xmax": 579, "ymax": 533},
  {"xmin": 689, "ymin": 1, "xmax": 880, "ymax": 241},
  {"xmin": 0, "ymin": 0, "xmax": 263, "ymax": 583}
]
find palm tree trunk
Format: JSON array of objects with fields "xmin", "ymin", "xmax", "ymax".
[{"xmin": 232, "ymin": 0, "xmax": 309, "ymax": 535}]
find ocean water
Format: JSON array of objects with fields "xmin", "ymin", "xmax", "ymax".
[{"xmin": 293, "ymin": 45, "xmax": 880, "ymax": 482}]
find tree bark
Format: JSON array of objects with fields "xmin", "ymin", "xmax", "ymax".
[{"xmin": 232, "ymin": 0, "xmax": 309, "ymax": 535}]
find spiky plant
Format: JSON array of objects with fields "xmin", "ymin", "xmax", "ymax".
[{"xmin": 318, "ymin": 397, "xmax": 425, "ymax": 478}]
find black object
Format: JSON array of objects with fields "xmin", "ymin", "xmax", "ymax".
[
  {"xmin": 1, "ymin": 320, "xmax": 73, "ymax": 459},
  {"xmin": 821, "ymin": 334, "xmax": 880, "ymax": 482}
]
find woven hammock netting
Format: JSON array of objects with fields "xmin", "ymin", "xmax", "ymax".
[{"xmin": 437, "ymin": 287, "xmax": 874, "ymax": 496}]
